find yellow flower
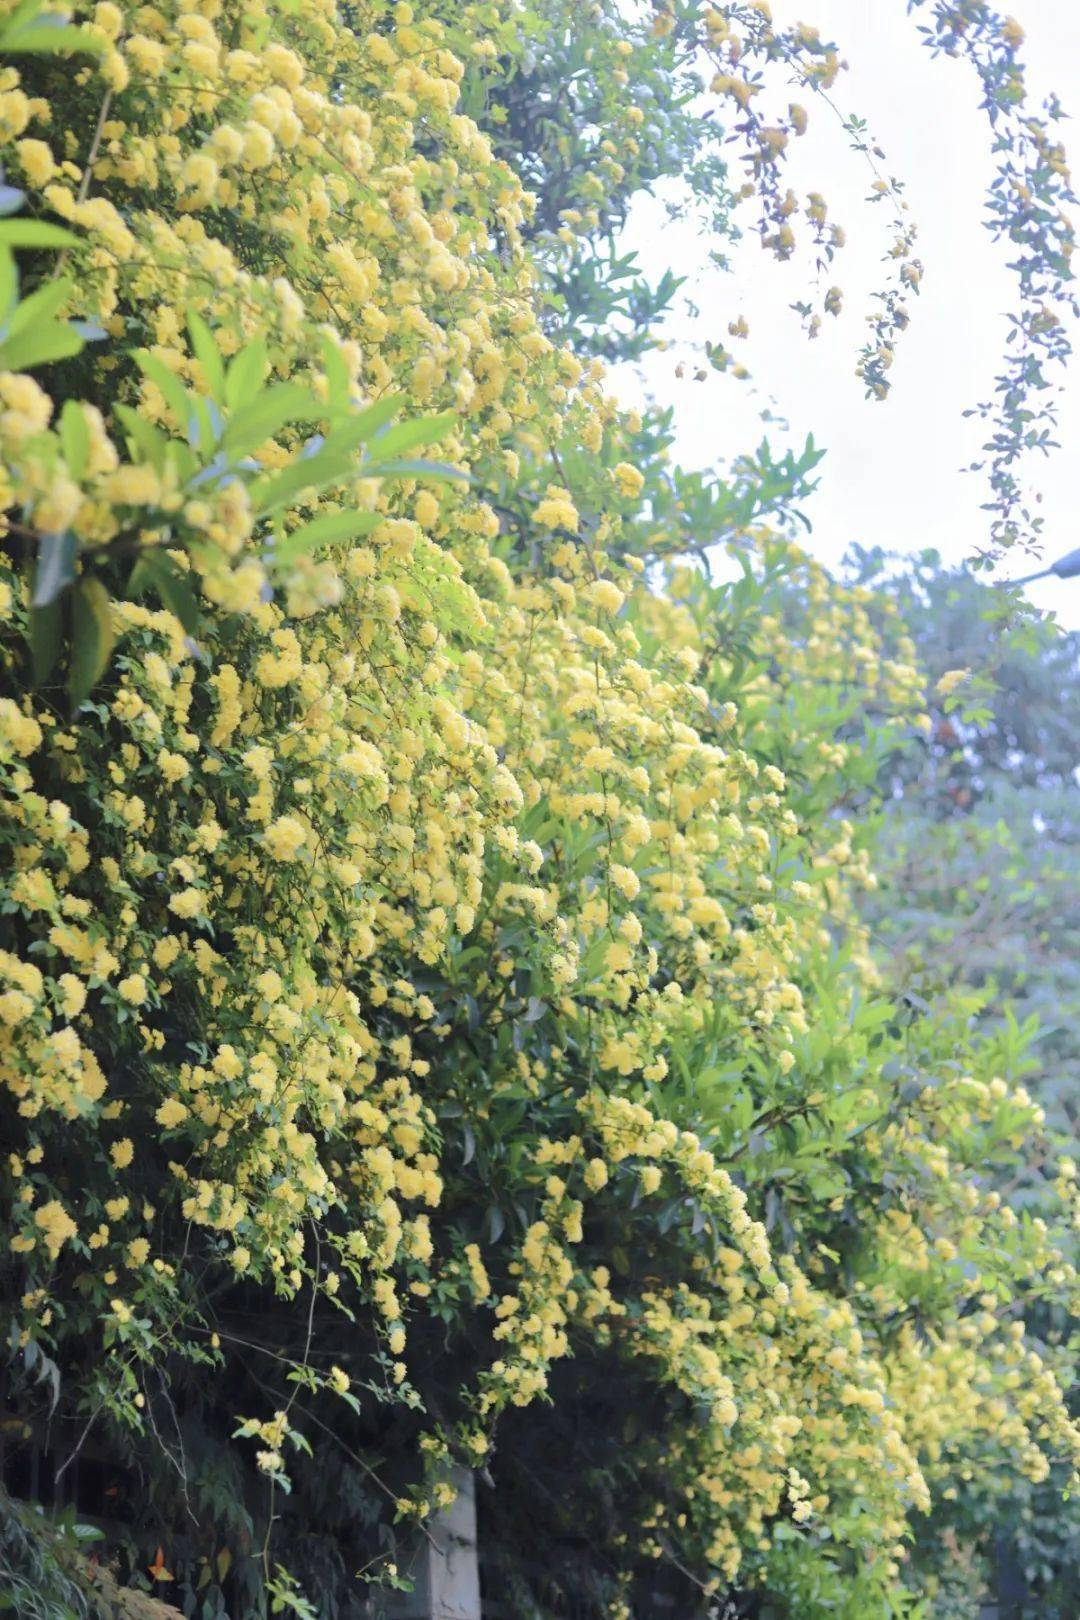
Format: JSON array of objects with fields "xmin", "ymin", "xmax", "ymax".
[
  {"xmin": 0, "ymin": 989, "xmax": 34, "ymax": 1026},
  {"xmin": 255, "ymin": 968, "xmax": 283, "ymax": 1002},
  {"xmin": 15, "ymin": 138, "xmax": 55, "ymax": 187},
  {"xmin": 264, "ymin": 815, "xmax": 307, "ymax": 861},
  {"xmin": 0, "ymin": 699, "xmax": 42, "ymax": 757},
  {"xmin": 584, "ymin": 1158, "xmax": 608, "ymax": 1192},
  {"xmin": 155, "ymin": 1098, "xmax": 189, "ymax": 1128},
  {"xmin": 587, "ymin": 579, "xmax": 624, "ymax": 615},
  {"xmin": 935, "ymin": 668, "xmax": 971, "ymax": 698},
  {"xmin": 34, "ymin": 1199, "xmax": 78, "ymax": 1257},
  {"xmin": 157, "ymin": 750, "xmax": 190, "ymax": 785},
  {"xmin": 533, "ymin": 484, "xmax": 579, "ymax": 532},
  {"xmin": 168, "ymin": 888, "xmax": 204, "ymax": 919},
  {"xmin": 612, "ymin": 462, "xmax": 644, "ymax": 500}
]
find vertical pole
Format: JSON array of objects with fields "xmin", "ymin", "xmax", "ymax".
[{"xmin": 387, "ymin": 1466, "xmax": 481, "ymax": 1620}]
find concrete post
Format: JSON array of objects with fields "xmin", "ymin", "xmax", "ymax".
[{"xmin": 386, "ymin": 1466, "xmax": 481, "ymax": 1620}]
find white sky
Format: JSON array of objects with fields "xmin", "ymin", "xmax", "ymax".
[{"xmin": 612, "ymin": 0, "xmax": 1080, "ymax": 627}]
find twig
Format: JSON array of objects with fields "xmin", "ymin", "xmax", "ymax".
[{"xmin": 53, "ymin": 88, "xmax": 112, "ymax": 279}]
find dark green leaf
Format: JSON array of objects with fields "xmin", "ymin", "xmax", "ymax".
[
  {"xmin": 28, "ymin": 596, "xmax": 61, "ymax": 684},
  {"xmin": 69, "ymin": 577, "xmax": 114, "ymax": 706},
  {"xmin": 130, "ymin": 549, "xmax": 201, "ymax": 636}
]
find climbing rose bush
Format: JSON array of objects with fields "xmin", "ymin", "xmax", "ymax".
[{"xmin": 0, "ymin": 1, "xmax": 1076, "ymax": 1616}]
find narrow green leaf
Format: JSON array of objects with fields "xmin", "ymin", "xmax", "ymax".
[
  {"xmin": 345, "ymin": 393, "xmax": 402, "ymax": 439},
  {"xmin": 187, "ymin": 309, "xmax": 225, "ymax": 403},
  {"xmin": 59, "ymin": 401, "xmax": 90, "ymax": 480},
  {"xmin": 0, "ymin": 23, "xmax": 103, "ymax": 53},
  {"xmin": 0, "ymin": 0, "xmax": 43, "ymax": 44},
  {"xmin": 250, "ymin": 399, "xmax": 405, "ymax": 517},
  {"xmin": 224, "ymin": 336, "xmax": 269, "ymax": 412},
  {"xmin": 271, "ymin": 509, "xmax": 381, "ymax": 565},
  {"xmin": 28, "ymin": 596, "xmax": 61, "ymax": 684},
  {"xmin": 188, "ymin": 391, "xmax": 216, "ymax": 454},
  {"xmin": 0, "ymin": 321, "xmax": 83, "ymax": 371},
  {"xmin": 7, "ymin": 274, "xmax": 72, "ymax": 335},
  {"xmin": 318, "ymin": 335, "xmax": 353, "ymax": 412},
  {"xmin": 69, "ymin": 577, "xmax": 114, "ymax": 707},
  {"xmin": 134, "ymin": 350, "xmax": 192, "ymax": 434},
  {"xmin": 250, "ymin": 448, "xmax": 350, "ymax": 518},
  {"xmin": 114, "ymin": 404, "xmax": 169, "ymax": 470},
  {"xmin": 219, "ymin": 382, "xmax": 318, "ymax": 458},
  {"xmin": 0, "ymin": 219, "xmax": 79, "ymax": 250},
  {"xmin": 365, "ymin": 410, "xmax": 456, "ymax": 462},
  {"xmin": 364, "ymin": 457, "xmax": 468, "ymax": 483},
  {"xmin": 0, "ymin": 246, "xmax": 18, "ymax": 324}
]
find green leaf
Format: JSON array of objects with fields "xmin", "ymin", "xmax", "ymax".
[
  {"xmin": 28, "ymin": 596, "xmax": 61, "ymax": 684},
  {"xmin": 318, "ymin": 335, "xmax": 353, "ymax": 412},
  {"xmin": 187, "ymin": 309, "xmax": 225, "ymax": 403},
  {"xmin": 114, "ymin": 404, "xmax": 170, "ymax": 470},
  {"xmin": 251, "ymin": 440, "xmax": 363, "ymax": 517},
  {"xmin": 69, "ymin": 577, "xmax": 114, "ymax": 706},
  {"xmin": 365, "ymin": 410, "xmax": 456, "ymax": 462},
  {"xmin": 0, "ymin": 23, "xmax": 103, "ymax": 54},
  {"xmin": 364, "ymin": 457, "xmax": 468, "ymax": 483},
  {"xmin": 224, "ymin": 336, "xmax": 269, "ymax": 412},
  {"xmin": 250, "ymin": 456, "xmax": 335, "ymax": 520},
  {"xmin": 219, "ymin": 382, "xmax": 318, "ymax": 458},
  {"xmin": 250, "ymin": 399, "xmax": 405, "ymax": 517},
  {"xmin": 0, "ymin": 247, "xmax": 17, "ymax": 323},
  {"xmin": 134, "ymin": 350, "xmax": 192, "ymax": 434},
  {"xmin": 6, "ymin": 273, "xmax": 72, "ymax": 334},
  {"xmin": 31, "ymin": 530, "xmax": 76, "ymax": 607},
  {"xmin": 345, "ymin": 393, "xmax": 402, "ymax": 439},
  {"xmin": 59, "ymin": 400, "xmax": 90, "ymax": 480},
  {"xmin": 0, "ymin": 219, "xmax": 79, "ymax": 250},
  {"xmin": 130, "ymin": 549, "xmax": 201, "ymax": 636},
  {"xmin": 271, "ymin": 509, "xmax": 381, "ymax": 565},
  {"xmin": 0, "ymin": 320, "xmax": 82, "ymax": 371},
  {"xmin": 187, "ymin": 390, "xmax": 216, "ymax": 454}
]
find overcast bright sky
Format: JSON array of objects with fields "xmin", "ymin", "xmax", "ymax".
[{"xmin": 612, "ymin": 0, "xmax": 1080, "ymax": 628}]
